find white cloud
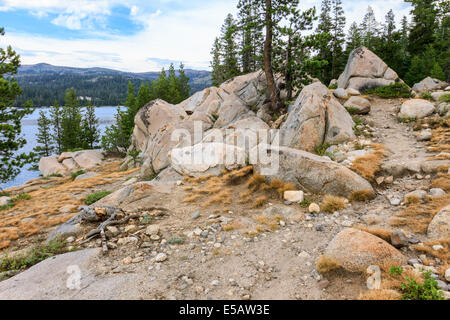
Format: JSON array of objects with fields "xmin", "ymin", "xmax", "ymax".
[{"xmin": 1, "ymin": 0, "xmax": 413, "ymax": 72}]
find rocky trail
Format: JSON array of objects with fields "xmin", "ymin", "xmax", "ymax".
[{"xmin": 0, "ymin": 47, "xmax": 449, "ymax": 300}]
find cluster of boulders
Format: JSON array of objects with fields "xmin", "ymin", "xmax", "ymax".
[{"xmin": 39, "ymin": 150, "xmax": 104, "ymax": 177}]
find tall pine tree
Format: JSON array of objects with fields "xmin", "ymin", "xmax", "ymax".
[
  {"xmin": 34, "ymin": 110, "xmax": 54, "ymax": 157},
  {"xmin": 0, "ymin": 28, "xmax": 34, "ymax": 183}
]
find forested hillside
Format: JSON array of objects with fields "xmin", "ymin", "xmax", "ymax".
[{"xmin": 15, "ymin": 63, "xmax": 211, "ymax": 107}]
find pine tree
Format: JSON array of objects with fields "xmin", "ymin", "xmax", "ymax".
[
  {"xmin": 167, "ymin": 63, "xmax": 180, "ymax": 104},
  {"xmin": 34, "ymin": 110, "xmax": 54, "ymax": 157},
  {"xmin": 360, "ymin": 6, "xmax": 380, "ymax": 51},
  {"xmin": 430, "ymin": 62, "xmax": 445, "ymax": 81},
  {"xmin": 330, "ymin": 0, "xmax": 346, "ymax": 80},
  {"xmin": 177, "ymin": 63, "xmax": 190, "ymax": 101},
  {"xmin": 407, "ymin": 0, "xmax": 439, "ymax": 56},
  {"xmin": 210, "ymin": 37, "xmax": 224, "ymax": 87},
  {"xmin": 273, "ymin": 6, "xmax": 325, "ymax": 101},
  {"xmin": 81, "ymin": 101, "xmax": 99, "ymax": 149},
  {"xmin": 0, "ymin": 27, "xmax": 34, "ymax": 183},
  {"xmin": 220, "ymin": 14, "xmax": 240, "ymax": 81},
  {"xmin": 101, "ymin": 106, "xmax": 130, "ymax": 155},
  {"xmin": 49, "ymin": 100, "xmax": 63, "ymax": 154},
  {"xmin": 346, "ymin": 22, "xmax": 363, "ymax": 54},
  {"xmin": 315, "ymin": 0, "xmax": 333, "ymax": 82},
  {"xmin": 61, "ymin": 88, "xmax": 83, "ymax": 151},
  {"xmin": 237, "ymin": 0, "xmax": 264, "ymax": 73},
  {"xmin": 151, "ymin": 68, "xmax": 169, "ymax": 101},
  {"xmin": 123, "ymin": 81, "xmax": 136, "ymax": 137}
]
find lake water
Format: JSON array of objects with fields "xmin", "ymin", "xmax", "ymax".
[{"xmin": 0, "ymin": 106, "xmax": 121, "ymax": 190}]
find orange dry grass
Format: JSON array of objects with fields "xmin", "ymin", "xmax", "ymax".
[
  {"xmin": 350, "ymin": 144, "xmax": 387, "ymax": 181},
  {"xmin": 425, "ymin": 121, "xmax": 450, "ymax": 153},
  {"xmin": 389, "ymin": 194, "xmax": 450, "ymax": 233},
  {"xmin": 412, "ymin": 240, "xmax": 450, "ymax": 267},
  {"xmin": 359, "ymin": 289, "xmax": 402, "ymax": 300},
  {"xmin": 431, "ymin": 173, "xmax": 450, "ymax": 192},
  {"xmin": 355, "ymin": 226, "xmax": 393, "ymax": 242},
  {"xmin": 0, "ymin": 161, "xmax": 134, "ymax": 250},
  {"xmin": 316, "ymin": 255, "xmax": 340, "ymax": 274},
  {"xmin": 321, "ymin": 195, "xmax": 346, "ymax": 213},
  {"xmin": 349, "ymin": 189, "xmax": 376, "ymax": 202}
]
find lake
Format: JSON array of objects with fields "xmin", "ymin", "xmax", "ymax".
[{"xmin": 0, "ymin": 106, "xmax": 122, "ymax": 190}]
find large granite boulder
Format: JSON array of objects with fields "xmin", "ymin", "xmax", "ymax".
[
  {"xmin": 280, "ymin": 82, "xmax": 355, "ymax": 152},
  {"xmin": 428, "ymin": 205, "xmax": 450, "ymax": 240},
  {"xmin": 324, "ymin": 228, "xmax": 406, "ymax": 272},
  {"xmin": 398, "ymin": 99, "xmax": 435, "ymax": 119},
  {"xmin": 39, "ymin": 156, "xmax": 68, "ymax": 177},
  {"xmin": 337, "ymin": 47, "xmax": 401, "ymax": 91},
  {"xmin": 252, "ymin": 144, "xmax": 374, "ymax": 198},
  {"xmin": 39, "ymin": 150, "xmax": 104, "ymax": 177},
  {"xmin": 412, "ymin": 77, "xmax": 448, "ymax": 93},
  {"xmin": 170, "ymin": 142, "xmax": 246, "ymax": 177}
]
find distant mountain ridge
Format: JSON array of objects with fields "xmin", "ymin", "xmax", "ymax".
[{"xmin": 15, "ymin": 63, "xmax": 212, "ymax": 107}]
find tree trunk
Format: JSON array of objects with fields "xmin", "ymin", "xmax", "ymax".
[{"xmin": 264, "ymin": 0, "xmax": 280, "ymax": 111}]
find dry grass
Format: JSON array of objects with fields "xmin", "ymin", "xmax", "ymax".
[
  {"xmin": 350, "ymin": 144, "xmax": 387, "ymax": 181},
  {"xmin": 255, "ymin": 215, "xmax": 282, "ymax": 231},
  {"xmin": 251, "ymin": 196, "xmax": 267, "ymax": 208},
  {"xmin": 349, "ymin": 189, "xmax": 376, "ymax": 202},
  {"xmin": 0, "ymin": 161, "xmax": 135, "ymax": 250},
  {"xmin": 321, "ymin": 195, "xmax": 346, "ymax": 213},
  {"xmin": 390, "ymin": 194, "xmax": 450, "ymax": 233},
  {"xmin": 412, "ymin": 240, "xmax": 450, "ymax": 269},
  {"xmin": 355, "ymin": 226, "xmax": 393, "ymax": 242},
  {"xmin": 431, "ymin": 173, "xmax": 450, "ymax": 192},
  {"xmin": 316, "ymin": 255, "xmax": 340, "ymax": 274},
  {"xmin": 359, "ymin": 289, "xmax": 402, "ymax": 300},
  {"xmin": 425, "ymin": 119, "xmax": 450, "ymax": 153},
  {"xmin": 404, "ymin": 195, "xmax": 421, "ymax": 205}
]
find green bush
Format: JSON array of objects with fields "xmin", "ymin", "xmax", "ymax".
[
  {"xmin": 345, "ymin": 107, "xmax": 360, "ymax": 115},
  {"xmin": 329, "ymin": 83, "xmax": 338, "ymax": 90},
  {"xmin": 389, "ymin": 266, "xmax": 404, "ymax": 276},
  {"xmin": 400, "ymin": 270, "xmax": 445, "ymax": 300},
  {"xmin": 167, "ymin": 237, "xmax": 185, "ymax": 245},
  {"xmin": 397, "ymin": 116, "xmax": 417, "ymax": 123},
  {"xmin": 419, "ymin": 92, "xmax": 433, "ymax": 100},
  {"xmin": 365, "ymin": 83, "xmax": 413, "ymax": 98},
  {"xmin": 85, "ymin": 191, "xmax": 112, "ymax": 205},
  {"xmin": 0, "ymin": 239, "xmax": 68, "ymax": 273},
  {"xmin": 439, "ymin": 93, "xmax": 450, "ymax": 103},
  {"xmin": 71, "ymin": 170, "xmax": 85, "ymax": 181},
  {"xmin": 313, "ymin": 143, "xmax": 331, "ymax": 156}
]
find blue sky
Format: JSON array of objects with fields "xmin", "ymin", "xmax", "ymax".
[{"xmin": 0, "ymin": 0, "xmax": 412, "ymax": 72}]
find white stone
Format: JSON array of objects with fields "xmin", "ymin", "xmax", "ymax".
[
  {"xmin": 155, "ymin": 253, "xmax": 167, "ymax": 262},
  {"xmin": 283, "ymin": 190, "xmax": 304, "ymax": 203},
  {"xmin": 145, "ymin": 225, "xmax": 160, "ymax": 236},
  {"xmin": 309, "ymin": 203, "xmax": 320, "ymax": 214}
]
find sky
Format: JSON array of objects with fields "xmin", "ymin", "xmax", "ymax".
[{"xmin": 0, "ymin": 0, "xmax": 412, "ymax": 72}]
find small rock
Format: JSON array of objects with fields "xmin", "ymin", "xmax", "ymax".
[
  {"xmin": 309, "ymin": 203, "xmax": 320, "ymax": 214},
  {"xmin": 283, "ymin": 190, "xmax": 304, "ymax": 203},
  {"xmin": 242, "ymin": 294, "xmax": 251, "ymax": 300},
  {"xmin": 384, "ymin": 176, "xmax": 394, "ymax": 184},
  {"xmin": 191, "ymin": 211, "xmax": 200, "ymax": 220},
  {"xmin": 145, "ymin": 225, "xmax": 160, "ymax": 236},
  {"xmin": 429, "ymin": 188, "xmax": 445, "ymax": 197},
  {"xmin": 312, "ymin": 269, "xmax": 322, "ymax": 281},
  {"xmin": 318, "ymin": 279, "xmax": 329, "ymax": 290},
  {"xmin": 132, "ymin": 257, "xmax": 144, "ymax": 263},
  {"xmin": 390, "ymin": 198, "xmax": 401, "ymax": 206},
  {"xmin": 211, "ymin": 280, "xmax": 219, "ymax": 286},
  {"xmin": 445, "ymin": 268, "xmax": 450, "ymax": 282},
  {"xmin": 122, "ymin": 257, "xmax": 132, "ymax": 265},
  {"xmin": 376, "ymin": 177, "xmax": 384, "ymax": 185},
  {"xmin": 155, "ymin": 253, "xmax": 167, "ymax": 262},
  {"xmin": 390, "ymin": 230, "xmax": 409, "ymax": 248},
  {"xmin": 436, "ymin": 280, "xmax": 448, "ymax": 291},
  {"xmin": 408, "ymin": 259, "xmax": 419, "ymax": 266},
  {"xmin": 124, "ymin": 225, "xmax": 137, "ymax": 233},
  {"xmin": 107, "ymin": 226, "xmax": 119, "ymax": 235},
  {"xmin": 193, "ymin": 228, "xmax": 203, "ymax": 236},
  {"xmin": 432, "ymin": 245, "xmax": 444, "ymax": 251}
]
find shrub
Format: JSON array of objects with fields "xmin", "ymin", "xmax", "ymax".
[
  {"xmin": 167, "ymin": 237, "xmax": 185, "ymax": 245},
  {"xmin": 71, "ymin": 170, "xmax": 85, "ymax": 181},
  {"xmin": 85, "ymin": 191, "xmax": 112, "ymax": 205},
  {"xmin": 420, "ymin": 92, "xmax": 433, "ymax": 100},
  {"xmin": 397, "ymin": 116, "xmax": 417, "ymax": 123},
  {"xmin": 313, "ymin": 143, "xmax": 331, "ymax": 156},
  {"xmin": 321, "ymin": 195, "xmax": 346, "ymax": 213},
  {"xmin": 316, "ymin": 255, "xmax": 340, "ymax": 274},
  {"xmin": 329, "ymin": 83, "xmax": 338, "ymax": 90},
  {"xmin": 0, "ymin": 239, "xmax": 68, "ymax": 273},
  {"xmin": 389, "ymin": 266, "xmax": 404, "ymax": 276},
  {"xmin": 439, "ymin": 93, "xmax": 450, "ymax": 103},
  {"xmin": 400, "ymin": 270, "xmax": 445, "ymax": 300},
  {"xmin": 365, "ymin": 83, "xmax": 413, "ymax": 98}
]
